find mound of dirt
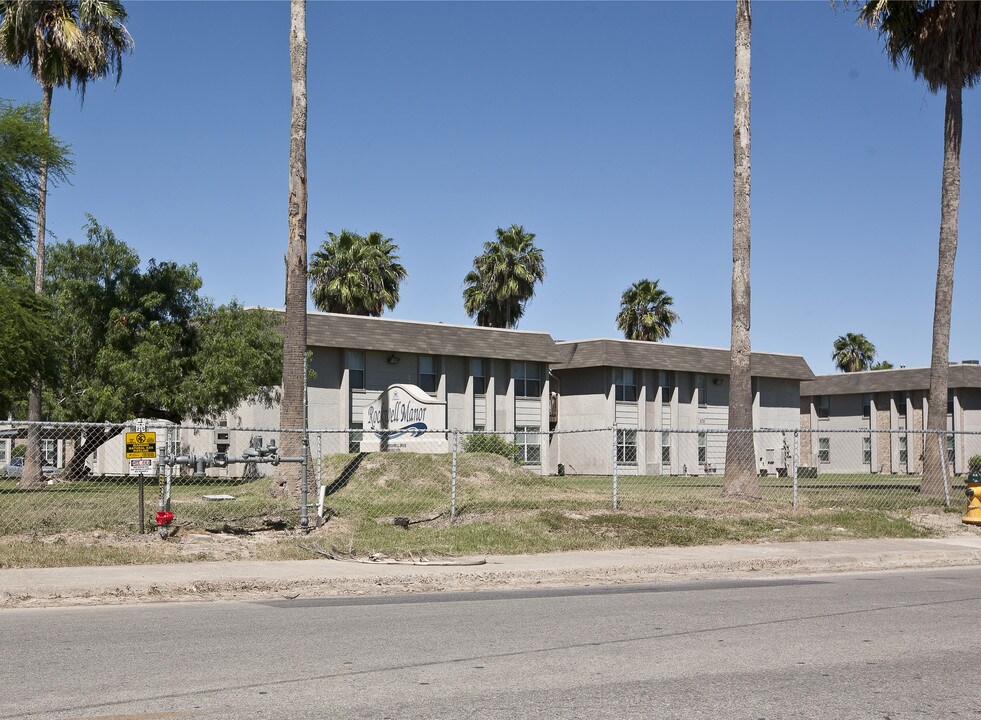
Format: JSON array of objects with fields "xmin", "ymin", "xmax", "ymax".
[{"xmin": 319, "ymin": 451, "xmax": 538, "ymax": 492}]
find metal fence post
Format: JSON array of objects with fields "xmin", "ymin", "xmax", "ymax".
[
  {"xmin": 792, "ymin": 430, "xmax": 800, "ymax": 509},
  {"xmin": 138, "ymin": 472, "xmax": 145, "ymax": 534},
  {"xmin": 937, "ymin": 432, "xmax": 951, "ymax": 508},
  {"xmin": 316, "ymin": 432, "xmax": 322, "ymax": 492},
  {"xmin": 451, "ymin": 430, "xmax": 458, "ymax": 519},
  {"xmin": 300, "ymin": 431, "xmax": 309, "ymax": 531},
  {"xmin": 612, "ymin": 423, "xmax": 619, "ymax": 511}
]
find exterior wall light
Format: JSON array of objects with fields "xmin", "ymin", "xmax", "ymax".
[{"xmin": 387, "ymin": 354, "xmax": 400, "ymax": 365}]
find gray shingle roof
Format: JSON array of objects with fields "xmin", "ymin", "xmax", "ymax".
[
  {"xmin": 801, "ymin": 364, "xmax": 981, "ymax": 396},
  {"xmin": 296, "ymin": 311, "xmax": 565, "ymax": 363},
  {"xmin": 553, "ymin": 339, "xmax": 813, "ymax": 380}
]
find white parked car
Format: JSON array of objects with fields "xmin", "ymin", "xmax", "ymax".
[{"xmin": 1, "ymin": 457, "xmax": 57, "ymax": 478}]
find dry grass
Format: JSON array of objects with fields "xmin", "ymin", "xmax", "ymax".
[{"xmin": 0, "ymin": 452, "xmax": 963, "ymax": 568}]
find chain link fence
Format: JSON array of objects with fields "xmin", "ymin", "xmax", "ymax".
[{"xmin": 2, "ymin": 421, "xmax": 979, "ymax": 539}]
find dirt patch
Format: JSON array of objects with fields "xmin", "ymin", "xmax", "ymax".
[{"xmin": 910, "ymin": 511, "xmax": 979, "ymax": 537}]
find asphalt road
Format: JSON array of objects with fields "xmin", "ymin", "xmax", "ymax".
[{"xmin": 1, "ymin": 567, "xmax": 978, "ymax": 720}]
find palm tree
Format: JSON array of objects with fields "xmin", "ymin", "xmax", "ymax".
[
  {"xmin": 275, "ymin": 0, "xmax": 307, "ymax": 500},
  {"xmin": 309, "ymin": 230, "xmax": 407, "ymax": 315},
  {"xmin": 724, "ymin": 0, "xmax": 759, "ymax": 499},
  {"xmin": 832, "ymin": 333, "xmax": 877, "ymax": 373},
  {"xmin": 872, "ymin": 360, "xmax": 894, "ymax": 371},
  {"xmin": 615, "ymin": 279, "xmax": 679, "ymax": 342},
  {"xmin": 463, "ymin": 224, "xmax": 545, "ymax": 329},
  {"xmin": 860, "ymin": 1, "xmax": 981, "ymax": 496},
  {"xmin": 0, "ymin": 0, "xmax": 132, "ymax": 488}
]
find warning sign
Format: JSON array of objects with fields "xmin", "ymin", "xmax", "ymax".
[{"xmin": 125, "ymin": 431, "xmax": 157, "ymax": 459}]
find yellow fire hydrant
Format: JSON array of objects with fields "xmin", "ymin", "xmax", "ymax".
[{"xmin": 963, "ymin": 471, "xmax": 981, "ymax": 526}]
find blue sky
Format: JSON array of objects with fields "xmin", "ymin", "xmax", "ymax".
[{"xmin": 3, "ymin": 1, "xmax": 979, "ymax": 375}]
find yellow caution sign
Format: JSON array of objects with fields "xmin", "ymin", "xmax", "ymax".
[{"xmin": 125, "ymin": 431, "xmax": 157, "ymax": 459}]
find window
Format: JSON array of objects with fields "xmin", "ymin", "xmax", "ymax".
[
  {"xmin": 862, "ymin": 394, "xmax": 872, "ymax": 419},
  {"xmin": 948, "ymin": 390, "xmax": 955, "ymax": 416},
  {"xmin": 41, "ymin": 439, "xmax": 56, "ymax": 466},
  {"xmin": 946, "ymin": 434, "xmax": 955, "ymax": 465},
  {"xmin": 894, "ymin": 392, "xmax": 907, "ymax": 418},
  {"xmin": 347, "ymin": 351, "xmax": 365, "ymax": 389},
  {"xmin": 165, "ymin": 429, "xmax": 181, "ymax": 459},
  {"xmin": 816, "ymin": 395, "xmax": 830, "ymax": 419},
  {"xmin": 616, "ymin": 429, "xmax": 637, "ymax": 464},
  {"xmin": 0, "ymin": 441, "xmax": 7, "ymax": 465},
  {"xmin": 419, "ymin": 355, "xmax": 437, "ymax": 393},
  {"xmin": 512, "ymin": 362, "xmax": 541, "ymax": 398},
  {"xmin": 474, "ymin": 425, "xmax": 485, "ymax": 433},
  {"xmin": 614, "ymin": 368, "xmax": 637, "ymax": 402},
  {"xmin": 695, "ymin": 374, "xmax": 707, "ymax": 407},
  {"xmin": 899, "ymin": 435, "xmax": 908, "ymax": 465},
  {"xmin": 818, "ymin": 437, "xmax": 830, "ymax": 463},
  {"xmin": 661, "ymin": 434, "xmax": 671, "ymax": 465},
  {"xmin": 470, "ymin": 358, "xmax": 487, "ymax": 395},
  {"xmin": 698, "ymin": 432, "xmax": 707, "ymax": 464},
  {"xmin": 863, "ymin": 436, "xmax": 872, "ymax": 465},
  {"xmin": 659, "ymin": 370, "xmax": 674, "ymax": 401},
  {"xmin": 348, "ymin": 423, "xmax": 363, "ymax": 454},
  {"xmin": 514, "ymin": 426, "xmax": 541, "ymax": 464}
]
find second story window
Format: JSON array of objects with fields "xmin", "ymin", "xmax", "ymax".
[
  {"xmin": 659, "ymin": 370, "xmax": 674, "ymax": 401},
  {"xmin": 894, "ymin": 392, "xmax": 907, "ymax": 418},
  {"xmin": 419, "ymin": 355, "xmax": 437, "ymax": 393},
  {"xmin": 512, "ymin": 361, "xmax": 541, "ymax": 398},
  {"xmin": 695, "ymin": 374, "xmax": 707, "ymax": 407},
  {"xmin": 862, "ymin": 393, "xmax": 872, "ymax": 419},
  {"xmin": 614, "ymin": 368, "xmax": 637, "ymax": 402},
  {"xmin": 346, "ymin": 351, "xmax": 365, "ymax": 389},
  {"xmin": 470, "ymin": 358, "xmax": 487, "ymax": 395},
  {"xmin": 816, "ymin": 395, "xmax": 830, "ymax": 419}
]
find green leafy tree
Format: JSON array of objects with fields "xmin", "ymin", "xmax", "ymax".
[
  {"xmin": 0, "ymin": 100, "xmax": 71, "ymax": 269},
  {"xmin": 0, "ymin": 0, "xmax": 133, "ymax": 485},
  {"xmin": 0, "ymin": 283, "xmax": 58, "ymax": 418},
  {"xmin": 309, "ymin": 230, "xmax": 407, "ymax": 315},
  {"xmin": 859, "ymin": 1, "xmax": 981, "ymax": 496},
  {"xmin": 615, "ymin": 279, "xmax": 679, "ymax": 342},
  {"xmin": 871, "ymin": 360, "xmax": 894, "ymax": 371},
  {"xmin": 725, "ymin": 0, "xmax": 759, "ymax": 499},
  {"xmin": 0, "ymin": 100, "xmax": 71, "ymax": 417},
  {"xmin": 463, "ymin": 224, "xmax": 546, "ymax": 329},
  {"xmin": 44, "ymin": 217, "xmax": 282, "ymax": 479},
  {"xmin": 832, "ymin": 333, "xmax": 877, "ymax": 372}
]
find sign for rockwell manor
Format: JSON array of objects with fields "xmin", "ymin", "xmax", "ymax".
[{"xmin": 360, "ymin": 384, "xmax": 448, "ymax": 453}]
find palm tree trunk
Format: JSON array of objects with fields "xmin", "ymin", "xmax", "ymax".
[
  {"xmin": 922, "ymin": 81, "xmax": 961, "ymax": 498},
  {"xmin": 22, "ymin": 84, "xmax": 53, "ymax": 491},
  {"xmin": 274, "ymin": 0, "xmax": 308, "ymax": 499},
  {"xmin": 724, "ymin": 0, "xmax": 759, "ymax": 499}
]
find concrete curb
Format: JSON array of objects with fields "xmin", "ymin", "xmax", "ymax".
[{"xmin": 3, "ymin": 536, "xmax": 981, "ymax": 609}]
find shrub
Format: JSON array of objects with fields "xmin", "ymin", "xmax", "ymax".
[
  {"xmin": 969, "ymin": 455, "xmax": 981, "ymax": 473},
  {"xmin": 11, "ymin": 444, "xmax": 25, "ymax": 458},
  {"xmin": 462, "ymin": 433, "xmax": 518, "ymax": 463}
]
